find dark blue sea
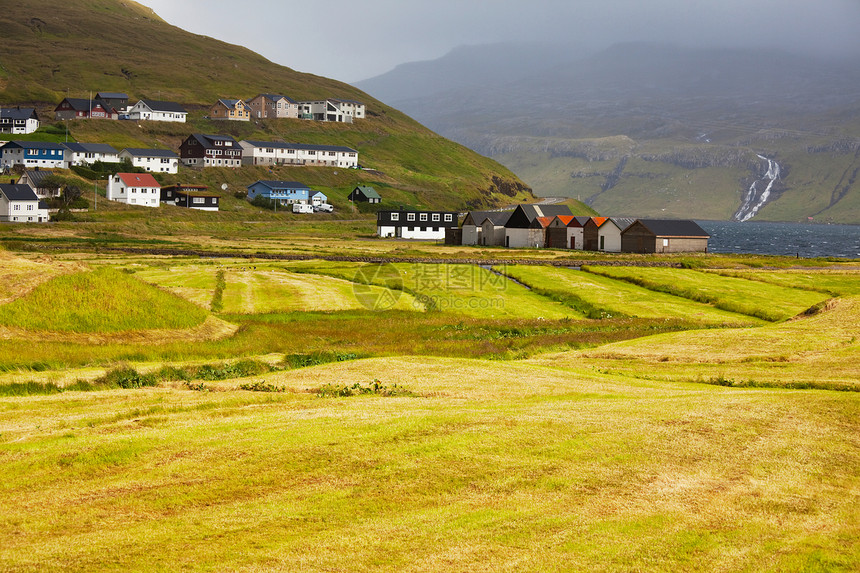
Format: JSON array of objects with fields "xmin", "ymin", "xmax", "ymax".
[{"xmin": 697, "ymin": 221, "xmax": 860, "ymax": 259}]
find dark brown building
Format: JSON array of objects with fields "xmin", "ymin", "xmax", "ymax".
[{"xmin": 621, "ymin": 219, "xmax": 710, "ymax": 253}]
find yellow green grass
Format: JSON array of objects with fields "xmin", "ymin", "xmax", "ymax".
[
  {"xmin": 0, "ymin": 267, "xmax": 208, "ymax": 333},
  {"xmin": 295, "ymin": 261, "xmax": 575, "ymax": 319},
  {"xmin": 500, "ymin": 265, "xmax": 764, "ymax": 325},
  {"xmin": 533, "ymin": 296, "xmax": 860, "ymax": 390},
  {"xmin": 704, "ymin": 268, "xmax": 860, "ymax": 296},
  {"xmin": 583, "ymin": 265, "xmax": 830, "ymax": 321},
  {"xmin": 0, "ymin": 357, "xmax": 857, "ymax": 571}
]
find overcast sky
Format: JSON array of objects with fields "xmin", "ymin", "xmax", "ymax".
[{"xmin": 135, "ymin": 0, "xmax": 860, "ymax": 83}]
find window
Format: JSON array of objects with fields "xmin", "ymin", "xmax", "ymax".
[
  {"xmin": 420, "ymin": 213, "xmax": 428, "ymax": 222},
  {"xmin": 432, "ymin": 214, "xmax": 440, "ymax": 222},
  {"xmin": 193, "ymin": 197, "xmax": 205, "ymax": 204},
  {"xmin": 407, "ymin": 213, "xmax": 415, "ymax": 221},
  {"xmin": 663, "ymin": 239, "xmax": 669, "ymax": 247},
  {"xmin": 391, "ymin": 213, "xmax": 399, "ymax": 221},
  {"xmin": 444, "ymin": 214, "xmax": 453, "ymax": 222}
]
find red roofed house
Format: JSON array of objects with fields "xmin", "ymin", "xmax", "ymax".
[
  {"xmin": 106, "ymin": 173, "xmax": 161, "ymax": 207},
  {"xmin": 546, "ymin": 215, "xmax": 575, "ymax": 249},
  {"xmin": 583, "ymin": 217, "xmax": 609, "ymax": 251}
]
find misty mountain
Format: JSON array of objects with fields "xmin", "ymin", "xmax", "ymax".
[{"xmin": 356, "ymin": 43, "xmax": 860, "ymax": 223}]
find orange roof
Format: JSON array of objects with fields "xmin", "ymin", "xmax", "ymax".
[
  {"xmin": 555, "ymin": 215, "xmax": 574, "ymax": 226},
  {"xmin": 535, "ymin": 216, "xmax": 554, "ymax": 228},
  {"xmin": 117, "ymin": 172, "xmax": 160, "ymax": 188},
  {"xmin": 591, "ymin": 216, "xmax": 609, "ymax": 227}
]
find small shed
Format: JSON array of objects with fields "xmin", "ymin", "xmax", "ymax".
[
  {"xmin": 582, "ymin": 217, "xmax": 608, "ymax": 251},
  {"xmin": 348, "ymin": 185, "xmax": 381, "ymax": 203},
  {"xmin": 621, "ymin": 219, "xmax": 710, "ymax": 253}
]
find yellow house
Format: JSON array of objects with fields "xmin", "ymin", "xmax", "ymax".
[{"xmin": 210, "ymin": 98, "xmax": 251, "ymax": 121}]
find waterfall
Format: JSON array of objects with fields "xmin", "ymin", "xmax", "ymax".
[{"xmin": 734, "ymin": 155, "xmax": 780, "ymax": 222}]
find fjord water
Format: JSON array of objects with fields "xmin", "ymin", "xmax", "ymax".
[{"xmin": 698, "ymin": 221, "xmax": 860, "ymax": 259}]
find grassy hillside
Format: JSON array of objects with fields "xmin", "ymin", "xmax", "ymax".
[{"xmin": 0, "ymin": 0, "xmax": 533, "ymax": 211}]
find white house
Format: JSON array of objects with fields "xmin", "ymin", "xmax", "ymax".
[
  {"xmin": 376, "ymin": 210, "xmax": 459, "ymax": 240},
  {"xmin": 0, "ymin": 184, "xmax": 50, "ymax": 222},
  {"xmin": 63, "ymin": 143, "xmax": 120, "ymax": 166},
  {"xmin": 126, "ymin": 99, "xmax": 188, "ymax": 123},
  {"xmin": 106, "ymin": 173, "xmax": 161, "ymax": 207},
  {"xmin": 0, "ymin": 141, "xmax": 68, "ymax": 169},
  {"xmin": 0, "ymin": 108, "xmax": 40, "ymax": 134},
  {"xmin": 297, "ymin": 99, "xmax": 365, "ymax": 123},
  {"xmin": 239, "ymin": 140, "xmax": 359, "ymax": 168},
  {"xmin": 119, "ymin": 148, "xmax": 180, "ymax": 174}
]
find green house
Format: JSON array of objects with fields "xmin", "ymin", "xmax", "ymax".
[{"xmin": 348, "ymin": 185, "xmax": 381, "ymax": 204}]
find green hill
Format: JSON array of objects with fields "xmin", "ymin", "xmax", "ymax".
[{"xmin": 0, "ymin": 0, "xmax": 562, "ymax": 212}]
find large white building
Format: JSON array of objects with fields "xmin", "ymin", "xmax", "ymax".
[
  {"xmin": 119, "ymin": 148, "xmax": 180, "ymax": 174},
  {"xmin": 63, "ymin": 143, "xmax": 120, "ymax": 166},
  {"xmin": 376, "ymin": 210, "xmax": 459, "ymax": 240},
  {"xmin": 106, "ymin": 172, "xmax": 161, "ymax": 207},
  {"xmin": 239, "ymin": 140, "xmax": 359, "ymax": 168},
  {"xmin": 126, "ymin": 99, "xmax": 188, "ymax": 123},
  {"xmin": 297, "ymin": 99, "xmax": 366, "ymax": 123}
]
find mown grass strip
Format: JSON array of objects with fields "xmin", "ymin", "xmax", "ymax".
[
  {"xmin": 0, "ymin": 267, "xmax": 209, "ymax": 332},
  {"xmin": 581, "ymin": 265, "xmax": 828, "ymax": 322}
]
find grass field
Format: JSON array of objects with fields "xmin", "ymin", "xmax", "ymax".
[
  {"xmin": 582, "ymin": 265, "xmax": 830, "ymax": 321},
  {"xmin": 0, "ymin": 249, "xmax": 858, "ymax": 571},
  {"xmin": 500, "ymin": 264, "xmax": 764, "ymax": 325},
  {"xmin": 0, "ymin": 357, "xmax": 857, "ymax": 571}
]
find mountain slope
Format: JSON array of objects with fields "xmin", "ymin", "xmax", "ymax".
[
  {"xmin": 0, "ymin": 0, "xmax": 534, "ymax": 211},
  {"xmin": 358, "ymin": 42, "xmax": 860, "ymax": 223}
]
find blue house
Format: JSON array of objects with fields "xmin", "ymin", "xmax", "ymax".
[
  {"xmin": 0, "ymin": 141, "xmax": 67, "ymax": 169},
  {"xmin": 246, "ymin": 180, "xmax": 327, "ymax": 206}
]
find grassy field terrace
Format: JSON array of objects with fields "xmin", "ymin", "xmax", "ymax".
[{"xmin": 0, "ymin": 240, "xmax": 858, "ymax": 571}]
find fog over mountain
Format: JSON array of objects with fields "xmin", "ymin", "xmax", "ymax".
[
  {"xmin": 356, "ymin": 42, "xmax": 860, "ymax": 223},
  {"xmin": 138, "ymin": 0, "xmax": 860, "ymax": 82}
]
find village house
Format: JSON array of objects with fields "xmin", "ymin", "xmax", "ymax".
[
  {"xmin": 106, "ymin": 173, "xmax": 161, "ymax": 207},
  {"xmin": 597, "ymin": 217, "xmax": 636, "ymax": 252},
  {"xmin": 127, "ymin": 99, "xmax": 188, "ymax": 123},
  {"xmin": 544, "ymin": 215, "xmax": 590, "ymax": 250},
  {"xmin": 297, "ymin": 99, "xmax": 365, "ymax": 123},
  {"xmin": 621, "ymin": 219, "xmax": 710, "ymax": 253},
  {"xmin": 545, "ymin": 215, "xmax": 575, "ymax": 249},
  {"xmin": 119, "ymin": 148, "xmax": 180, "ymax": 174},
  {"xmin": 377, "ymin": 209, "xmax": 458, "ymax": 240},
  {"xmin": 239, "ymin": 140, "xmax": 359, "ymax": 168},
  {"xmin": 0, "ymin": 141, "xmax": 68, "ymax": 169},
  {"xmin": 209, "ymin": 99, "xmax": 252, "ymax": 121},
  {"xmin": 348, "ymin": 185, "xmax": 381, "ymax": 204},
  {"xmin": 0, "ymin": 107, "xmax": 39, "ymax": 134},
  {"xmin": 180, "ymin": 134, "xmax": 242, "ymax": 168},
  {"xmin": 247, "ymin": 94, "xmax": 299, "ymax": 119},
  {"xmin": 54, "ymin": 98, "xmax": 118, "ymax": 120},
  {"xmin": 582, "ymin": 217, "xmax": 608, "ymax": 251},
  {"xmin": 246, "ymin": 180, "xmax": 327, "ymax": 206},
  {"xmin": 17, "ymin": 170, "xmax": 62, "ymax": 199},
  {"xmin": 95, "ymin": 92, "xmax": 129, "ymax": 112},
  {"xmin": 460, "ymin": 210, "xmax": 512, "ymax": 246},
  {"xmin": 0, "ymin": 183, "xmax": 50, "ymax": 222},
  {"xmin": 63, "ymin": 143, "xmax": 120, "ymax": 166},
  {"xmin": 161, "ymin": 184, "xmax": 219, "ymax": 211},
  {"xmin": 503, "ymin": 204, "xmax": 572, "ymax": 248}
]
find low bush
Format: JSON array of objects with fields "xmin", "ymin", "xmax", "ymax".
[{"xmin": 315, "ymin": 379, "xmax": 413, "ymax": 398}]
